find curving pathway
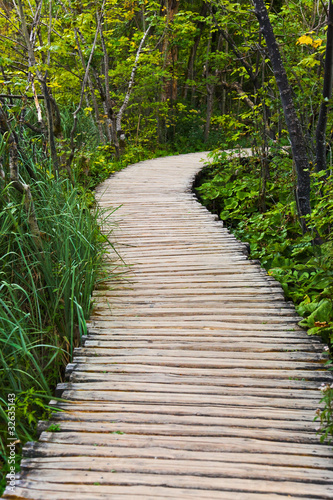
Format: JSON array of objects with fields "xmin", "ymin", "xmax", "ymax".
[{"xmin": 4, "ymin": 152, "xmax": 333, "ymax": 499}]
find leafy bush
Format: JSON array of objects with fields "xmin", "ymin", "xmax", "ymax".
[{"xmin": 195, "ymin": 149, "xmax": 333, "ymax": 441}]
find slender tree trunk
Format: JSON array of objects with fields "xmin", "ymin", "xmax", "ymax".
[
  {"xmin": 17, "ymin": 0, "xmax": 59, "ymax": 176},
  {"xmin": 184, "ymin": 3, "xmax": 208, "ymax": 100},
  {"xmin": 116, "ymin": 22, "xmax": 152, "ymax": 134},
  {"xmin": 259, "ymin": 57, "xmax": 270, "ymax": 212},
  {"xmin": 211, "ymin": 11, "xmax": 259, "ymax": 90},
  {"xmin": 253, "ymin": 0, "xmax": 311, "ymax": 231},
  {"xmin": 98, "ymin": 17, "xmax": 119, "ymax": 157},
  {"xmin": 221, "ymin": 39, "xmax": 228, "ymax": 115},
  {"xmin": 68, "ymin": 5, "xmax": 104, "ymax": 169},
  {"xmin": 8, "ymin": 130, "xmax": 41, "ymax": 245},
  {"xmin": 76, "ymin": 30, "xmax": 105, "ymax": 144},
  {"xmin": 204, "ymin": 25, "xmax": 213, "ymax": 143},
  {"xmin": 315, "ymin": 0, "xmax": 333, "ymax": 173},
  {"xmin": 205, "ymin": 85, "xmax": 214, "ymax": 142},
  {"xmin": 161, "ymin": 0, "xmax": 179, "ymax": 103}
]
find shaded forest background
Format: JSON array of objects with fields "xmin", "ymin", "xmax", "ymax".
[{"xmin": 1, "ymin": 0, "xmax": 333, "ymax": 488}]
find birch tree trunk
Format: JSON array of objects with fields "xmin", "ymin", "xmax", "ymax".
[
  {"xmin": 116, "ymin": 22, "xmax": 152, "ymax": 135},
  {"xmin": 75, "ymin": 29, "xmax": 105, "ymax": 144}
]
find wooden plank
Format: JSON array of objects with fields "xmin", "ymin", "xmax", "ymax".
[
  {"xmin": 38, "ymin": 431, "xmax": 333, "ymax": 456},
  {"xmin": 95, "ymin": 281, "xmax": 284, "ymax": 301},
  {"xmin": 92, "ymin": 314, "xmax": 300, "ymax": 324},
  {"xmin": 20, "ymin": 456, "xmax": 333, "ymax": 483},
  {"xmin": 3, "ymin": 482, "xmax": 309, "ymax": 499},
  {"xmin": 59, "ymin": 390, "xmax": 322, "ymax": 410},
  {"xmin": 72, "ymin": 348, "xmax": 326, "ymax": 361},
  {"xmin": 87, "ymin": 319, "xmax": 303, "ymax": 331},
  {"xmin": 47, "ymin": 402, "xmax": 318, "ymax": 420},
  {"xmin": 37, "ymin": 420, "xmax": 322, "ymax": 442},
  {"xmin": 92, "ymin": 307, "xmax": 298, "ymax": 318},
  {"xmin": 23, "ymin": 441, "xmax": 333, "ymax": 469},
  {"xmin": 82, "ymin": 340, "xmax": 322, "ymax": 352},
  {"xmin": 50, "ymin": 410, "xmax": 319, "ymax": 431},
  {"xmin": 83, "ymin": 335, "xmax": 320, "ymax": 346},
  {"xmin": 72, "ymin": 355, "xmax": 326, "ymax": 371},
  {"xmin": 69, "ymin": 371, "xmax": 322, "ymax": 388},
  {"xmin": 94, "ymin": 287, "xmax": 285, "ymax": 297},
  {"xmin": 67, "ymin": 363, "xmax": 331, "ymax": 381},
  {"xmin": 93, "ymin": 294, "xmax": 287, "ymax": 304},
  {"xmin": 9, "ymin": 470, "xmax": 333, "ymax": 498},
  {"xmin": 57, "ymin": 380, "xmax": 321, "ymax": 399},
  {"xmin": 85, "ymin": 327, "xmax": 312, "ymax": 339}
]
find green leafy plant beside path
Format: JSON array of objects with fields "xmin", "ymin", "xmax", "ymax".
[{"xmin": 195, "ymin": 149, "xmax": 333, "ymax": 441}]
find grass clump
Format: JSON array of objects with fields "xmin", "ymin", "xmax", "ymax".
[{"xmin": 0, "ymin": 158, "xmax": 116, "ymax": 491}]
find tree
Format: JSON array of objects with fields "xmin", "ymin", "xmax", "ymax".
[
  {"xmin": 17, "ymin": 0, "xmax": 60, "ymax": 175},
  {"xmin": 315, "ymin": 0, "xmax": 333, "ymax": 174},
  {"xmin": 252, "ymin": 0, "xmax": 311, "ymax": 231}
]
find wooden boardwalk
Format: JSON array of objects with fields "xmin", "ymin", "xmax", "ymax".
[{"xmin": 4, "ymin": 152, "xmax": 333, "ymax": 499}]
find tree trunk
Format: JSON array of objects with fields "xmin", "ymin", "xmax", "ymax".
[
  {"xmin": 161, "ymin": 0, "xmax": 179, "ymax": 103},
  {"xmin": 116, "ymin": 23, "xmax": 152, "ymax": 134},
  {"xmin": 205, "ymin": 84, "xmax": 214, "ymax": 142},
  {"xmin": 98, "ymin": 17, "xmax": 119, "ymax": 156},
  {"xmin": 212, "ymin": 11, "xmax": 259, "ymax": 90},
  {"xmin": 17, "ymin": 0, "xmax": 59, "ymax": 176},
  {"xmin": 68, "ymin": 5, "xmax": 104, "ymax": 170},
  {"xmin": 183, "ymin": 3, "xmax": 208, "ymax": 100},
  {"xmin": 8, "ymin": 130, "xmax": 41, "ymax": 246},
  {"xmin": 76, "ymin": 30, "xmax": 105, "ymax": 144},
  {"xmin": 253, "ymin": 0, "xmax": 311, "ymax": 231},
  {"xmin": 315, "ymin": 0, "xmax": 333, "ymax": 173}
]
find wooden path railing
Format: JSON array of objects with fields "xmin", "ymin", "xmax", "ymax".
[{"xmin": 4, "ymin": 152, "xmax": 333, "ymax": 499}]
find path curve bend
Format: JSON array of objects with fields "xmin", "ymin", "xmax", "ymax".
[{"xmin": 4, "ymin": 152, "xmax": 333, "ymax": 499}]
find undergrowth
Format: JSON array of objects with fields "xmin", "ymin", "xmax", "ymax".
[
  {"xmin": 0, "ymin": 144, "xmax": 116, "ymax": 492},
  {"xmin": 195, "ymin": 147, "xmax": 333, "ymax": 442}
]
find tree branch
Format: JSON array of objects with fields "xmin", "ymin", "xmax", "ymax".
[
  {"xmin": 116, "ymin": 22, "xmax": 153, "ymax": 133},
  {"xmin": 68, "ymin": 0, "xmax": 106, "ymax": 167}
]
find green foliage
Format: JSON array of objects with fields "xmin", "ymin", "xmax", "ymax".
[
  {"xmin": 196, "ymin": 151, "xmax": 333, "ymax": 345},
  {"xmin": 196, "ymin": 150, "xmax": 333, "ymax": 444},
  {"xmin": 315, "ymin": 380, "xmax": 333, "ymax": 444},
  {"xmin": 47, "ymin": 424, "xmax": 61, "ymax": 432},
  {"xmin": 0, "ymin": 140, "xmax": 116, "ymax": 492}
]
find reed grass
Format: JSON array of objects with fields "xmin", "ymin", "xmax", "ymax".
[{"xmin": 0, "ymin": 154, "xmax": 116, "ymax": 487}]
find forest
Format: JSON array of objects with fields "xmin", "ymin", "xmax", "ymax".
[{"xmin": 1, "ymin": 0, "xmax": 333, "ymax": 489}]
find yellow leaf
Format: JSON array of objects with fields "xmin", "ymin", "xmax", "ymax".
[
  {"xmin": 297, "ymin": 34, "xmax": 323, "ymax": 49},
  {"xmin": 83, "ymin": 107, "xmax": 93, "ymax": 116},
  {"xmin": 312, "ymin": 39, "xmax": 323, "ymax": 48},
  {"xmin": 297, "ymin": 34, "xmax": 313, "ymax": 46}
]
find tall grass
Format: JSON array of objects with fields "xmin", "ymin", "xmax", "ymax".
[{"xmin": 0, "ymin": 154, "xmax": 116, "ymax": 486}]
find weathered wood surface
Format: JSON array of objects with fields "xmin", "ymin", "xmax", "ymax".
[{"xmin": 4, "ymin": 152, "xmax": 333, "ymax": 499}]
